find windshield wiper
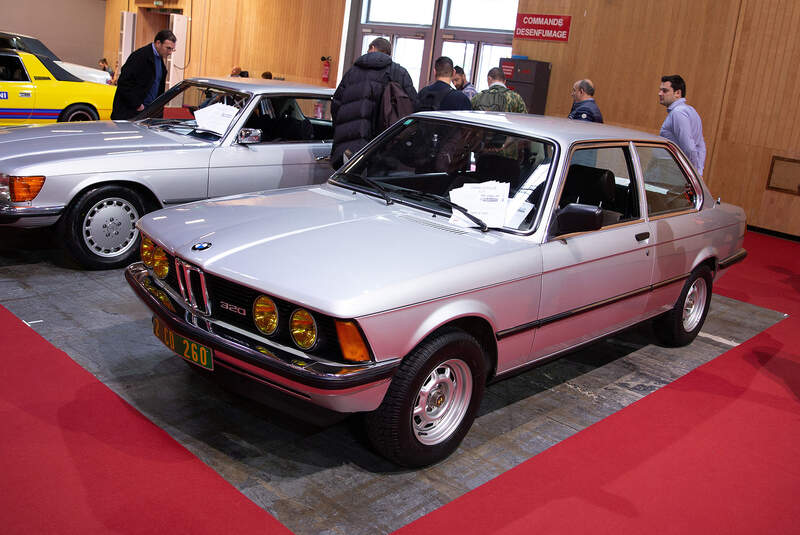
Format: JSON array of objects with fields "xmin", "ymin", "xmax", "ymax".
[
  {"xmin": 336, "ymin": 172, "xmax": 393, "ymax": 205},
  {"xmin": 396, "ymin": 189, "xmax": 490, "ymax": 232}
]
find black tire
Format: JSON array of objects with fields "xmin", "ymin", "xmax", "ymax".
[
  {"xmin": 654, "ymin": 265, "xmax": 713, "ymax": 347},
  {"xmin": 366, "ymin": 328, "xmax": 487, "ymax": 468},
  {"xmin": 58, "ymin": 185, "xmax": 145, "ymax": 269},
  {"xmin": 60, "ymin": 104, "xmax": 98, "ymax": 122}
]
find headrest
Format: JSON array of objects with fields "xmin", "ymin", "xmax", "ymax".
[{"xmin": 563, "ymin": 164, "xmax": 616, "ymax": 205}]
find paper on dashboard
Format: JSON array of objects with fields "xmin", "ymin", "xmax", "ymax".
[
  {"xmin": 193, "ymin": 103, "xmax": 239, "ymax": 135},
  {"xmin": 448, "ymin": 181, "xmax": 509, "ymax": 228}
]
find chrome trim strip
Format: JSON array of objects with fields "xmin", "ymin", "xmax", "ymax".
[
  {"xmin": 719, "ymin": 248, "xmax": 747, "ymax": 269},
  {"xmin": 0, "ymin": 204, "xmax": 65, "ymax": 217},
  {"xmin": 496, "ymin": 272, "xmax": 690, "ymax": 340}
]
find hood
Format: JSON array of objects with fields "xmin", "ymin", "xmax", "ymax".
[
  {"xmin": 139, "ymin": 184, "xmax": 540, "ymax": 318},
  {"xmin": 354, "ymin": 51, "xmax": 393, "ymax": 70},
  {"xmin": 0, "ymin": 121, "xmax": 209, "ymax": 175}
]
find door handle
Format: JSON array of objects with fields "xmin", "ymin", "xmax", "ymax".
[
  {"xmin": 315, "ymin": 155, "xmax": 330, "ymax": 161},
  {"xmin": 635, "ymin": 232, "xmax": 650, "ymax": 242},
  {"xmin": 18, "ymin": 91, "xmax": 32, "ymax": 97}
]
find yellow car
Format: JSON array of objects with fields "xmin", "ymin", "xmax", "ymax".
[{"xmin": 0, "ymin": 49, "xmax": 115, "ymax": 126}]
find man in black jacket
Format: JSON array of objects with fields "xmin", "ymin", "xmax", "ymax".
[
  {"xmin": 416, "ymin": 56, "xmax": 471, "ymax": 112},
  {"xmin": 567, "ymin": 79, "xmax": 603, "ymax": 123},
  {"xmin": 111, "ymin": 30, "xmax": 176, "ymax": 120},
  {"xmin": 331, "ymin": 37, "xmax": 417, "ymax": 169}
]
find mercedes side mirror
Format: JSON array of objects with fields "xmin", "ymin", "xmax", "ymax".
[{"xmin": 237, "ymin": 128, "xmax": 262, "ymax": 144}]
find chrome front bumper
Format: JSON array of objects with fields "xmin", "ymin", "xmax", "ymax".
[
  {"xmin": 0, "ymin": 203, "xmax": 64, "ymax": 226},
  {"xmin": 125, "ymin": 262, "xmax": 398, "ymax": 413}
]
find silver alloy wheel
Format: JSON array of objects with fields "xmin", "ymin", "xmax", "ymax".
[
  {"xmin": 66, "ymin": 109, "xmax": 94, "ymax": 121},
  {"xmin": 412, "ymin": 358, "xmax": 473, "ymax": 446},
  {"xmin": 682, "ymin": 276, "xmax": 708, "ymax": 332},
  {"xmin": 82, "ymin": 197, "xmax": 140, "ymax": 257}
]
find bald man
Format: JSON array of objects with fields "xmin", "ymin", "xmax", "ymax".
[{"xmin": 568, "ymin": 79, "xmax": 603, "ymax": 123}]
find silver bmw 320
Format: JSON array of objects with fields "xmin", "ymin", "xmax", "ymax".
[
  {"xmin": 126, "ymin": 112, "xmax": 747, "ymax": 467},
  {"xmin": 0, "ymin": 77, "xmax": 334, "ymax": 268}
]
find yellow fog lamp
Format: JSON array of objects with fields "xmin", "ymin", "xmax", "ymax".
[
  {"xmin": 290, "ymin": 309, "xmax": 317, "ymax": 350},
  {"xmin": 253, "ymin": 295, "xmax": 279, "ymax": 335},
  {"xmin": 10, "ymin": 176, "xmax": 46, "ymax": 202},
  {"xmin": 141, "ymin": 236, "xmax": 155, "ymax": 267},
  {"xmin": 153, "ymin": 246, "xmax": 169, "ymax": 279},
  {"xmin": 335, "ymin": 320, "xmax": 371, "ymax": 362}
]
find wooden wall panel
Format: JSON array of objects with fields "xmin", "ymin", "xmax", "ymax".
[
  {"xmin": 105, "ymin": 0, "xmax": 345, "ymax": 87},
  {"xmin": 707, "ymin": 0, "xmax": 800, "ymax": 235}
]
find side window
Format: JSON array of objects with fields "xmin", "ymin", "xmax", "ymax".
[
  {"xmin": 635, "ymin": 145, "xmax": 697, "ymax": 216},
  {"xmin": 558, "ymin": 146, "xmax": 640, "ymax": 228},
  {"xmin": 246, "ymin": 96, "xmax": 332, "ymax": 142},
  {"xmin": 0, "ymin": 55, "xmax": 28, "ymax": 82}
]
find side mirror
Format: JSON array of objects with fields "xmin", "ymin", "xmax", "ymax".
[
  {"xmin": 237, "ymin": 128, "xmax": 262, "ymax": 144},
  {"xmin": 553, "ymin": 203, "xmax": 603, "ymax": 236}
]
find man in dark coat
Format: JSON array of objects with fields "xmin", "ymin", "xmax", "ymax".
[
  {"xmin": 567, "ymin": 79, "xmax": 603, "ymax": 123},
  {"xmin": 331, "ymin": 37, "xmax": 417, "ymax": 169},
  {"xmin": 416, "ymin": 56, "xmax": 471, "ymax": 112},
  {"xmin": 111, "ymin": 30, "xmax": 176, "ymax": 120}
]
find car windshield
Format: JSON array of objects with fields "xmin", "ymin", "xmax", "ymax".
[
  {"xmin": 332, "ymin": 117, "xmax": 556, "ymax": 232},
  {"xmin": 136, "ymin": 81, "xmax": 252, "ymax": 140}
]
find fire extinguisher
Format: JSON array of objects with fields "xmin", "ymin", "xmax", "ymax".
[{"xmin": 321, "ymin": 56, "xmax": 331, "ymax": 83}]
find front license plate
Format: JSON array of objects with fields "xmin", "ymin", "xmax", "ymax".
[{"xmin": 152, "ymin": 317, "xmax": 214, "ymax": 370}]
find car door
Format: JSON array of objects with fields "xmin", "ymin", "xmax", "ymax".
[
  {"xmin": 0, "ymin": 53, "xmax": 35, "ymax": 125},
  {"xmin": 634, "ymin": 143, "xmax": 707, "ymax": 313},
  {"xmin": 207, "ymin": 95, "xmax": 333, "ymax": 198},
  {"xmin": 531, "ymin": 143, "xmax": 654, "ymax": 360}
]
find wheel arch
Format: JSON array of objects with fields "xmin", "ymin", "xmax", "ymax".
[
  {"xmin": 414, "ymin": 315, "xmax": 498, "ymax": 384},
  {"xmin": 58, "ymin": 102, "xmax": 99, "ymax": 122},
  {"xmin": 64, "ymin": 179, "xmax": 163, "ymax": 216}
]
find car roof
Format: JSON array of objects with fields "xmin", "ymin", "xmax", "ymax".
[
  {"xmin": 187, "ymin": 76, "xmax": 334, "ymax": 96},
  {"xmin": 0, "ymin": 30, "xmax": 31, "ymax": 38},
  {"xmin": 416, "ymin": 110, "xmax": 667, "ymax": 146}
]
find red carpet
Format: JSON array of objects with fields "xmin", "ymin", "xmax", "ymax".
[
  {"xmin": 0, "ymin": 306, "xmax": 290, "ymax": 534},
  {"xmin": 396, "ymin": 231, "xmax": 800, "ymax": 534}
]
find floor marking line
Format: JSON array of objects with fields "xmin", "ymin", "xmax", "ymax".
[
  {"xmin": 697, "ymin": 331, "xmax": 737, "ymax": 347},
  {"xmin": 23, "ymin": 319, "xmax": 44, "ymax": 326}
]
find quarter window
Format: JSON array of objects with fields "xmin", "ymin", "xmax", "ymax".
[{"xmin": 635, "ymin": 145, "xmax": 698, "ymax": 216}]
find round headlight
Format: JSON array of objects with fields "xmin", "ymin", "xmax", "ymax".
[
  {"xmin": 290, "ymin": 309, "xmax": 317, "ymax": 350},
  {"xmin": 153, "ymin": 247, "xmax": 169, "ymax": 279},
  {"xmin": 253, "ymin": 295, "xmax": 278, "ymax": 335},
  {"xmin": 141, "ymin": 236, "xmax": 155, "ymax": 267}
]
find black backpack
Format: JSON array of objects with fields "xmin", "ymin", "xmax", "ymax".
[
  {"xmin": 416, "ymin": 86, "xmax": 454, "ymax": 112},
  {"xmin": 376, "ymin": 67, "xmax": 415, "ymax": 132}
]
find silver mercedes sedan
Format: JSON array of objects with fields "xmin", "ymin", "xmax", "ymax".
[
  {"xmin": 0, "ymin": 77, "xmax": 334, "ymax": 268},
  {"xmin": 125, "ymin": 112, "xmax": 747, "ymax": 467}
]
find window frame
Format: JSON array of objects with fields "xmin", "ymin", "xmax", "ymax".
[
  {"xmin": 0, "ymin": 54, "xmax": 31, "ymax": 83},
  {"xmin": 632, "ymin": 141, "xmax": 704, "ymax": 220}
]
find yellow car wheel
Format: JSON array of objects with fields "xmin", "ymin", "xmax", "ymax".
[{"xmin": 60, "ymin": 104, "xmax": 98, "ymax": 122}]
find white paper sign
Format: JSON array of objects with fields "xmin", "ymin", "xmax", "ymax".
[
  {"xmin": 448, "ymin": 181, "xmax": 510, "ymax": 228},
  {"xmin": 193, "ymin": 102, "xmax": 239, "ymax": 135}
]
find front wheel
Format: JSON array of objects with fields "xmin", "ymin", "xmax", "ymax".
[
  {"xmin": 59, "ymin": 185, "xmax": 145, "ymax": 269},
  {"xmin": 366, "ymin": 328, "xmax": 487, "ymax": 468},
  {"xmin": 654, "ymin": 265, "xmax": 713, "ymax": 347}
]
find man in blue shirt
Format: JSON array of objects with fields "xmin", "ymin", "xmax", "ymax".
[
  {"xmin": 111, "ymin": 30, "xmax": 176, "ymax": 119},
  {"xmin": 567, "ymin": 79, "xmax": 603, "ymax": 123},
  {"xmin": 659, "ymin": 74, "xmax": 706, "ymax": 175}
]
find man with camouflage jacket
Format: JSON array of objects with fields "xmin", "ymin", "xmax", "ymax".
[{"xmin": 470, "ymin": 67, "xmax": 527, "ymax": 113}]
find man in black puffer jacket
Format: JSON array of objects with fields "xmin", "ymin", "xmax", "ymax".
[{"xmin": 331, "ymin": 38, "xmax": 417, "ymax": 169}]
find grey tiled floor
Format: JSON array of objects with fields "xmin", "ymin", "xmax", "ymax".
[{"xmin": 0, "ymin": 228, "xmax": 787, "ymax": 535}]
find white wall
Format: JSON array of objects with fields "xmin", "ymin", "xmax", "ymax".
[{"xmin": 1, "ymin": 0, "xmax": 106, "ymax": 68}]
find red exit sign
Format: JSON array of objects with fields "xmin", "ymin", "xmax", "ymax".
[{"xmin": 515, "ymin": 14, "xmax": 571, "ymax": 42}]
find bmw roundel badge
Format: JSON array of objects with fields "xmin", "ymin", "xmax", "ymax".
[{"xmin": 192, "ymin": 242, "xmax": 212, "ymax": 251}]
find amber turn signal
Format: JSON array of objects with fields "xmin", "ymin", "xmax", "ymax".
[
  {"xmin": 335, "ymin": 320, "xmax": 371, "ymax": 362},
  {"xmin": 10, "ymin": 176, "xmax": 46, "ymax": 202},
  {"xmin": 153, "ymin": 247, "xmax": 169, "ymax": 279},
  {"xmin": 141, "ymin": 236, "xmax": 155, "ymax": 267}
]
